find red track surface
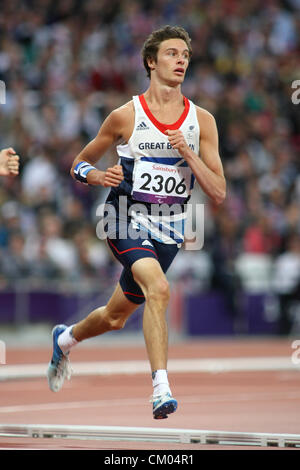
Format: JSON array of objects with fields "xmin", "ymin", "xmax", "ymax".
[{"xmin": 1, "ymin": 338, "xmax": 299, "ymax": 450}]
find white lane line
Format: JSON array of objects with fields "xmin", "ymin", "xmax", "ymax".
[
  {"xmin": 1, "ymin": 390, "xmax": 300, "ymax": 415},
  {"xmin": 0, "ymin": 398, "xmax": 144, "ymax": 414},
  {"xmin": 0, "ymin": 356, "xmax": 298, "ymax": 381}
]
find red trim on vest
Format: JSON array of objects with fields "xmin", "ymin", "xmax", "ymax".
[{"xmin": 139, "ymin": 94, "xmax": 190, "ymax": 134}]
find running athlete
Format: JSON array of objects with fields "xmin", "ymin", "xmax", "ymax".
[
  {"xmin": 0, "ymin": 148, "xmax": 19, "ymax": 176},
  {"xmin": 47, "ymin": 25, "xmax": 226, "ymax": 419}
]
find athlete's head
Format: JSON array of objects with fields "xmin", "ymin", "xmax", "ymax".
[{"xmin": 142, "ymin": 25, "xmax": 192, "ymax": 80}]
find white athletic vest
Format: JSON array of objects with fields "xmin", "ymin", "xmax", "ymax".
[{"xmin": 115, "ymin": 94, "xmax": 200, "ymax": 244}]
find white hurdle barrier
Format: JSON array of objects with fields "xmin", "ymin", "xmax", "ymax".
[{"xmin": 0, "ymin": 424, "xmax": 299, "ymax": 448}]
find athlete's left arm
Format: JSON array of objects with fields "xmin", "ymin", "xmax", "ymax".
[{"xmin": 166, "ymin": 108, "xmax": 226, "ymax": 205}]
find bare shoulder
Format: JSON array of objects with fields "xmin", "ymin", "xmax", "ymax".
[
  {"xmin": 195, "ymin": 105, "xmax": 217, "ymax": 127},
  {"xmin": 107, "ymin": 100, "xmax": 134, "ymax": 141},
  {"xmin": 109, "ymin": 100, "xmax": 135, "ymax": 125}
]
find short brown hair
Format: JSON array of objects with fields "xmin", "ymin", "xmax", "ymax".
[{"xmin": 142, "ymin": 25, "xmax": 192, "ymax": 78}]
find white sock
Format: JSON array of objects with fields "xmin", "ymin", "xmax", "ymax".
[
  {"xmin": 152, "ymin": 369, "xmax": 171, "ymax": 396},
  {"xmin": 58, "ymin": 325, "xmax": 78, "ymax": 354}
]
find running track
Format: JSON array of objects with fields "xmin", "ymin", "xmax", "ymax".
[{"xmin": 0, "ymin": 337, "xmax": 299, "ymax": 451}]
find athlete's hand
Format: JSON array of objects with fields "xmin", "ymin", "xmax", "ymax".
[
  {"xmin": 87, "ymin": 164, "xmax": 124, "ymax": 187},
  {"xmin": 102, "ymin": 165, "xmax": 124, "ymax": 187},
  {"xmin": 0, "ymin": 148, "xmax": 20, "ymax": 176},
  {"xmin": 165, "ymin": 130, "xmax": 190, "ymax": 157}
]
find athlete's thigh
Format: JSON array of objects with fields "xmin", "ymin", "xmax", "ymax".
[
  {"xmin": 131, "ymin": 257, "xmax": 167, "ymax": 293},
  {"xmin": 106, "ymin": 282, "xmax": 140, "ymax": 320},
  {"xmin": 131, "ymin": 242, "xmax": 179, "ymax": 292},
  {"xmin": 107, "ymin": 235, "xmax": 158, "ymax": 304}
]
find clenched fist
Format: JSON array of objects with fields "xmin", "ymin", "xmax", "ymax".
[
  {"xmin": 87, "ymin": 164, "xmax": 124, "ymax": 187},
  {"xmin": 0, "ymin": 148, "xmax": 20, "ymax": 176},
  {"xmin": 102, "ymin": 164, "xmax": 124, "ymax": 187},
  {"xmin": 165, "ymin": 129, "xmax": 190, "ymax": 157}
]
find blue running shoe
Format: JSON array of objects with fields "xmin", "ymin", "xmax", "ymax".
[
  {"xmin": 151, "ymin": 392, "xmax": 178, "ymax": 419},
  {"xmin": 47, "ymin": 324, "xmax": 72, "ymax": 392}
]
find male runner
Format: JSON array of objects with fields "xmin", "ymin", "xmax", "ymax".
[
  {"xmin": 47, "ymin": 25, "xmax": 226, "ymax": 419},
  {"xmin": 0, "ymin": 148, "xmax": 19, "ymax": 176}
]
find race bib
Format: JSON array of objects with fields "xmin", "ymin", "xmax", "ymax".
[{"xmin": 132, "ymin": 160, "xmax": 191, "ymax": 204}]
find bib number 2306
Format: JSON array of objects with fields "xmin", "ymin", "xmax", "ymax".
[{"xmin": 132, "ymin": 161, "xmax": 191, "ymax": 204}]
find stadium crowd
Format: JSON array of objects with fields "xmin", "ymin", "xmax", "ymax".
[{"xmin": 0, "ymin": 0, "xmax": 299, "ymax": 333}]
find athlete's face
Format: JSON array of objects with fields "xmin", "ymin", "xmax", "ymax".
[{"xmin": 149, "ymin": 38, "xmax": 190, "ymax": 85}]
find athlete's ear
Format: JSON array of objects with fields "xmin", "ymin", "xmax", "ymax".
[{"xmin": 147, "ymin": 57, "xmax": 156, "ymax": 72}]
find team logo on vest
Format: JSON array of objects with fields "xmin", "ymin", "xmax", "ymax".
[{"xmin": 136, "ymin": 121, "xmax": 150, "ymax": 131}]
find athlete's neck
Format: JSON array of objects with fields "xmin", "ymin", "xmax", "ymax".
[{"xmin": 143, "ymin": 83, "xmax": 184, "ymax": 108}]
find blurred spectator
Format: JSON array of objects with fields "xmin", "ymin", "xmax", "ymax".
[
  {"xmin": 37, "ymin": 212, "xmax": 77, "ymax": 277},
  {"xmin": 168, "ymin": 248, "xmax": 213, "ymax": 293},
  {"xmin": 26, "ymin": 237, "xmax": 63, "ymax": 282},
  {"xmin": 243, "ymin": 215, "xmax": 281, "ymax": 255},
  {"xmin": 0, "ymin": 232, "xmax": 31, "ymax": 285},
  {"xmin": 272, "ymin": 233, "xmax": 300, "ymax": 334},
  {"xmin": 235, "ymin": 214, "xmax": 279, "ymax": 293},
  {"xmin": 21, "ymin": 148, "xmax": 59, "ymax": 210},
  {"xmin": 209, "ymin": 208, "xmax": 242, "ymax": 319}
]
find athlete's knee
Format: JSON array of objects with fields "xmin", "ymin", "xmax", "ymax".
[
  {"xmin": 147, "ymin": 278, "xmax": 170, "ymax": 304},
  {"xmin": 108, "ymin": 316, "xmax": 127, "ymax": 331},
  {"xmin": 103, "ymin": 306, "xmax": 130, "ymax": 331},
  {"xmin": 102, "ymin": 313, "xmax": 126, "ymax": 331}
]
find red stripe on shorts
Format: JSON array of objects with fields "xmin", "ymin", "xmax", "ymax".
[
  {"xmin": 107, "ymin": 238, "xmax": 157, "ymax": 258},
  {"xmin": 123, "ymin": 291, "xmax": 145, "ymax": 298}
]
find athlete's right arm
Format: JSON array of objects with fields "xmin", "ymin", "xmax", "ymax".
[{"xmin": 70, "ymin": 108, "xmax": 125, "ymax": 187}]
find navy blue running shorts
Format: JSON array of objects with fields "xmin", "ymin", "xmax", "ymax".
[{"xmin": 107, "ymin": 235, "xmax": 180, "ymax": 304}]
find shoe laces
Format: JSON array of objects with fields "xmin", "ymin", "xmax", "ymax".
[{"xmin": 149, "ymin": 392, "xmax": 171, "ymax": 403}]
